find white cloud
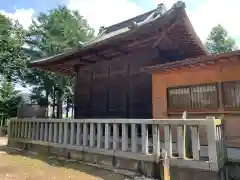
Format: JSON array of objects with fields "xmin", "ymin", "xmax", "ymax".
[
  {"xmin": 153, "ymin": 0, "xmax": 240, "ymax": 47},
  {"xmin": 67, "ymin": 0, "xmax": 144, "ymax": 33},
  {"xmin": 0, "ymin": 8, "xmax": 34, "ymax": 29}
]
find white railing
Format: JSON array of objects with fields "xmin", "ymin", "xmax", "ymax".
[{"xmin": 7, "ymin": 117, "xmax": 225, "ymax": 171}]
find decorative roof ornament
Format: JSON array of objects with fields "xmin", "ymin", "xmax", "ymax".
[
  {"xmin": 98, "ymin": 26, "xmax": 106, "ymax": 34},
  {"xmin": 172, "ymin": 1, "xmax": 186, "ymax": 9},
  {"xmin": 154, "ymin": 3, "xmax": 166, "ymax": 17},
  {"xmin": 128, "ymin": 21, "xmax": 138, "ymax": 30}
]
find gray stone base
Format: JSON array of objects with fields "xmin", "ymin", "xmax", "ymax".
[
  {"xmin": 7, "ymin": 140, "xmax": 158, "ymax": 177},
  {"xmin": 7, "ymin": 139, "xmax": 226, "ymax": 179}
]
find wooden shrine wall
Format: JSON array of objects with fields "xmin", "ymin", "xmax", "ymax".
[{"xmin": 74, "ymin": 48, "xmax": 158, "ymax": 118}]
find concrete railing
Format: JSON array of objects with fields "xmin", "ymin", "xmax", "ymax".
[{"xmin": 7, "ymin": 117, "xmax": 225, "ymax": 172}]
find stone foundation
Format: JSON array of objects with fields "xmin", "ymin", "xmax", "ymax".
[{"xmin": 7, "ymin": 139, "xmax": 159, "ymax": 177}]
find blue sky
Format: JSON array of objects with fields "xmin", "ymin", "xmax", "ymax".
[{"xmin": 0, "ymin": 0, "xmax": 240, "ymax": 92}]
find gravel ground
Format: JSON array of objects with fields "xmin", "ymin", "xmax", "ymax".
[{"xmin": 0, "ymin": 137, "xmax": 126, "ymax": 180}]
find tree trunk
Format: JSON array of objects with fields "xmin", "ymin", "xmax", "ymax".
[
  {"xmin": 66, "ymin": 98, "xmax": 70, "ymax": 118},
  {"xmin": 56, "ymin": 89, "xmax": 63, "ymax": 119},
  {"xmin": 45, "ymin": 90, "xmax": 49, "ymax": 118},
  {"xmin": 52, "ymin": 88, "xmax": 56, "ymax": 118}
]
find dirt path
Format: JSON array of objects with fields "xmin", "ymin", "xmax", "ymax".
[{"xmin": 0, "ymin": 137, "xmax": 127, "ymax": 180}]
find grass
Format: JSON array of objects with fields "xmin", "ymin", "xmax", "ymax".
[{"xmin": 0, "ymin": 137, "xmax": 126, "ymax": 180}]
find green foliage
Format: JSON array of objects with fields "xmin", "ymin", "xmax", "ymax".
[
  {"xmin": 0, "ymin": 80, "xmax": 22, "ymax": 118},
  {"xmin": 205, "ymin": 24, "xmax": 238, "ymax": 53},
  {"xmin": 0, "ymin": 13, "xmax": 27, "ymax": 82},
  {"xmin": 23, "ymin": 5, "xmax": 94, "ymax": 118}
]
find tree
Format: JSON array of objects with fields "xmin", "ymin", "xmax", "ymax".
[
  {"xmin": 205, "ymin": 24, "xmax": 238, "ymax": 53},
  {"xmin": 0, "ymin": 13, "xmax": 27, "ymax": 83},
  {"xmin": 24, "ymin": 5, "xmax": 94, "ymax": 118},
  {"xmin": 0, "ymin": 80, "xmax": 22, "ymax": 118}
]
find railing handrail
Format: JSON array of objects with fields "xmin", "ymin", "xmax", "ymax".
[{"xmin": 9, "ymin": 118, "xmax": 222, "ymax": 126}]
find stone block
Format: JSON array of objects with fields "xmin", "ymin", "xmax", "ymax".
[
  {"xmin": 69, "ymin": 150, "xmax": 84, "ymax": 161},
  {"xmin": 116, "ymin": 158, "xmax": 139, "ymax": 171},
  {"xmin": 83, "ymin": 153, "xmax": 98, "ymax": 164},
  {"xmin": 140, "ymin": 161, "xmax": 155, "ymax": 177},
  {"xmin": 97, "ymin": 154, "xmax": 113, "ymax": 167}
]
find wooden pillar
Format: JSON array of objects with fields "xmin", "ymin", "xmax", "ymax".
[{"xmin": 153, "ymin": 124, "xmax": 160, "ymax": 156}]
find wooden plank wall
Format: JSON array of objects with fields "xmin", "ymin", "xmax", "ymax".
[{"xmin": 74, "ymin": 48, "xmax": 158, "ymax": 118}]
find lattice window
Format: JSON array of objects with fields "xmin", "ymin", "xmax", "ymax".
[
  {"xmin": 223, "ymin": 81, "xmax": 240, "ymax": 109},
  {"xmin": 167, "ymin": 83, "xmax": 219, "ymax": 109}
]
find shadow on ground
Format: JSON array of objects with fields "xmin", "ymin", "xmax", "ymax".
[{"xmin": 0, "ymin": 137, "xmax": 127, "ymax": 180}]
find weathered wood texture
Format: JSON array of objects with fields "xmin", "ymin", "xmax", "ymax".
[{"xmin": 75, "ymin": 48, "xmax": 157, "ymax": 118}]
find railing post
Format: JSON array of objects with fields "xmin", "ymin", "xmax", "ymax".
[
  {"xmin": 164, "ymin": 125, "xmax": 172, "ymax": 157},
  {"xmin": 40, "ymin": 122, "xmax": 44, "ymax": 141},
  {"xmin": 24, "ymin": 121, "xmax": 28, "ymax": 139},
  {"xmin": 113, "ymin": 123, "xmax": 119, "ymax": 150},
  {"xmin": 7, "ymin": 119, "xmax": 12, "ymax": 138},
  {"xmin": 64, "ymin": 122, "xmax": 68, "ymax": 145},
  {"xmin": 206, "ymin": 116, "xmax": 218, "ymax": 168},
  {"xmin": 70, "ymin": 122, "xmax": 75, "ymax": 145},
  {"xmin": 48, "ymin": 122, "xmax": 53, "ymax": 142},
  {"xmin": 44, "ymin": 122, "xmax": 48, "ymax": 141},
  {"xmin": 83, "ymin": 122, "xmax": 87, "ymax": 147},
  {"xmin": 53, "ymin": 122, "xmax": 58, "ymax": 143},
  {"xmin": 76, "ymin": 122, "xmax": 81, "ymax": 145},
  {"xmin": 153, "ymin": 124, "xmax": 160, "ymax": 156},
  {"xmin": 131, "ymin": 124, "xmax": 137, "ymax": 153},
  {"xmin": 18, "ymin": 121, "xmax": 22, "ymax": 138},
  {"xmin": 90, "ymin": 123, "xmax": 95, "ymax": 147},
  {"xmin": 191, "ymin": 125, "xmax": 200, "ymax": 160},
  {"xmin": 177, "ymin": 123, "xmax": 186, "ymax": 159},
  {"xmin": 14, "ymin": 120, "xmax": 17, "ymax": 138},
  {"xmin": 32, "ymin": 122, "xmax": 36, "ymax": 140},
  {"xmin": 97, "ymin": 123, "xmax": 102, "ymax": 148},
  {"xmin": 141, "ymin": 124, "xmax": 148, "ymax": 154},
  {"xmin": 28, "ymin": 121, "xmax": 32, "ymax": 140},
  {"xmin": 59, "ymin": 122, "xmax": 63, "ymax": 144},
  {"xmin": 36, "ymin": 122, "xmax": 40, "ymax": 141},
  {"xmin": 21, "ymin": 121, "xmax": 24, "ymax": 139},
  {"xmin": 122, "ymin": 124, "xmax": 128, "ymax": 152},
  {"xmin": 104, "ymin": 123, "xmax": 109, "ymax": 149}
]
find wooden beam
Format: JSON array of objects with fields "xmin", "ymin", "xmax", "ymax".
[
  {"xmin": 95, "ymin": 52, "xmax": 111, "ymax": 60},
  {"xmin": 152, "ymin": 22, "xmax": 176, "ymax": 48}
]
